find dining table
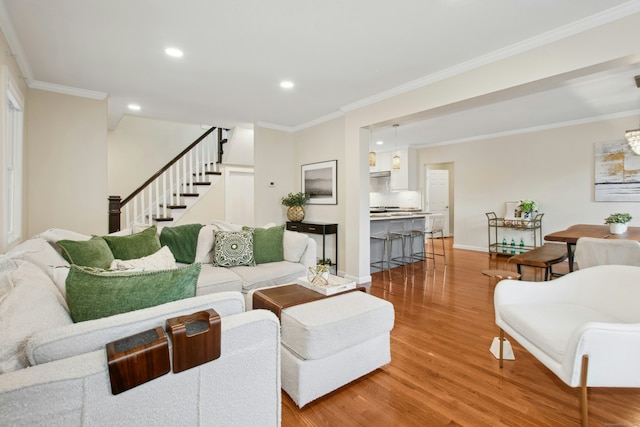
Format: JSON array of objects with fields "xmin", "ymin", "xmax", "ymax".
[{"xmin": 544, "ymin": 224, "xmax": 640, "ymax": 271}]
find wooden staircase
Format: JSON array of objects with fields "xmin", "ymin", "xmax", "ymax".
[{"xmin": 109, "ymin": 127, "xmax": 228, "ymax": 233}]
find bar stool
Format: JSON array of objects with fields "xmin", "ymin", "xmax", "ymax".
[
  {"xmin": 370, "ymin": 220, "xmax": 406, "ymax": 273},
  {"xmin": 403, "ymin": 217, "xmax": 427, "ymax": 263},
  {"xmin": 425, "ymin": 214, "xmax": 447, "ymax": 265}
]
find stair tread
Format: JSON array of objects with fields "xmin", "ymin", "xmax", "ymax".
[{"xmin": 151, "ymin": 216, "xmax": 174, "ymax": 222}]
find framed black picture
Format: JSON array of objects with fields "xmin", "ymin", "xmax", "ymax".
[{"xmin": 301, "ymin": 160, "xmax": 337, "ymax": 205}]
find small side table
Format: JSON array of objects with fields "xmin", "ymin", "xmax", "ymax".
[
  {"xmin": 286, "ymin": 221, "xmax": 338, "ymax": 273},
  {"xmin": 481, "ymin": 269, "xmax": 521, "ymax": 281}
]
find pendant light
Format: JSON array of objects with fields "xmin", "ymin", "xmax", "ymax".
[
  {"xmin": 392, "ymin": 124, "xmax": 400, "ymax": 170},
  {"xmin": 369, "ymin": 129, "xmax": 376, "ymax": 166}
]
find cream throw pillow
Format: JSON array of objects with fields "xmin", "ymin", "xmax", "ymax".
[{"xmin": 110, "ymin": 246, "xmax": 176, "ymax": 271}]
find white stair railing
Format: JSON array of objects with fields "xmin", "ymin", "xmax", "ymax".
[{"xmin": 109, "ymin": 127, "xmax": 227, "ymax": 232}]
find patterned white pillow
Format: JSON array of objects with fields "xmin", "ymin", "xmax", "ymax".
[{"xmin": 212, "ymin": 231, "xmax": 255, "ymax": 267}]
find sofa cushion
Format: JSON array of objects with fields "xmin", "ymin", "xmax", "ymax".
[
  {"xmin": 66, "ymin": 263, "xmax": 200, "ymax": 322},
  {"xmin": 194, "ymin": 225, "xmax": 216, "ymax": 264},
  {"xmin": 284, "ymin": 230, "xmax": 309, "ymax": 263},
  {"xmin": 27, "ymin": 291, "xmax": 246, "ymax": 366},
  {"xmin": 110, "ymin": 245, "xmax": 176, "ymax": 271},
  {"xmin": 57, "ymin": 236, "xmax": 115, "ymax": 269},
  {"xmin": 245, "ymin": 225, "xmax": 285, "ymax": 264},
  {"xmin": 0, "ymin": 258, "xmax": 72, "ymax": 373},
  {"xmin": 36, "ymin": 228, "xmax": 91, "ymax": 243},
  {"xmin": 231, "ymin": 260, "xmax": 306, "ymax": 291},
  {"xmin": 211, "ymin": 219, "xmax": 243, "ymax": 232},
  {"xmin": 159, "ymin": 223, "xmax": 203, "ymax": 263},
  {"xmin": 102, "ymin": 225, "xmax": 161, "ymax": 260},
  {"xmin": 6, "ymin": 238, "xmax": 70, "ymax": 298},
  {"xmin": 212, "ymin": 231, "xmax": 255, "ymax": 267},
  {"xmin": 196, "ymin": 263, "xmax": 244, "ymax": 294}
]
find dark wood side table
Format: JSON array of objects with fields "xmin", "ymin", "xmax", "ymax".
[{"xmin": 286, "ymin": 221, "xmax": 338, "ymax": 273}]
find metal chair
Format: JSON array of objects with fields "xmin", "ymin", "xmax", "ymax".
[
  {"xmin": 425, "ymin": 214, "xmax": 446, "ymax": 265},
  {"xmin": 370, "ymin": 220, "xmax": 406, "ymax": 273},
  {"xmin": 403, "ymin": 217, "xmax": 427, "ymax": 264}
]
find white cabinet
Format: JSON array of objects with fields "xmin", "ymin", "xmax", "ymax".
[
  {"xmin": 390, "ymin": 148, "xmax": 418, "ymax": 190},
  {"xmin": 369, "ymin": 151, "xmax": 391, "ymax": 172}
]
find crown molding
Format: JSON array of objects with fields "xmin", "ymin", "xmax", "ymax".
[
  {"xmin": 415, "ymin": 109, "xmax": 640, "ymax": 149},
  {"xmin": 0, "ymin": 0, "xmax": 33, "ymax": 81},
  {"xmin": 340, "ymin": 2, "xmax": 640, "ymax": 114},
  {"xmin": 255, "ymin": 121, "xmax": 294, "ymax": 132},
  {"xmin": 29, "ymin": 80, "xmax": 107, "ymax": 100}
]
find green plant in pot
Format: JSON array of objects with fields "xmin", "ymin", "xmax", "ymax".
[
  {"xmin": 518, "ymin": 199, "xmax": 538, "ymax": 219},
  {"xmin": 281, "ymin": 192, "xmax": 310, "ymax": 222},
  {"xmin": 605, "ymin": 212, "xmax": 632, "ymax": 235}
]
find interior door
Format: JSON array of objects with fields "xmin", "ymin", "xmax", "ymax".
[{"xmin": 427, "ymin": 169, "xmax": 450, "ymax": 237}]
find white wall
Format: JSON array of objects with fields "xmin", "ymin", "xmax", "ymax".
[
  {"xmin": 333, "ymin": 12, "xmax": 640, "ymax": 282},
  {"xmin": 224, "ymin": 127, "xmax": 254, "ymax": 166},
  {"xmin": 417, "ymin": 115, "xmax": 640, "ymax": 251},
  {"xmin": 293, "ymin": 118, "xmax": 345, "ymax": 269},
  {"xmin": 254, "ymin": 125, "xmax": 295, "ymax": 226},
  {"xmin": 27, "ymin": 89, "xmax": 108, "ymax": 236},
  {"xmin": 107, "ymin": 116, "xmax": 204, "ymax": 197}
]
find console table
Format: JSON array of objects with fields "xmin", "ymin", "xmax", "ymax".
[{"xmin": 286, "ymin": 221, "xmax": 338, "ymax": 273}]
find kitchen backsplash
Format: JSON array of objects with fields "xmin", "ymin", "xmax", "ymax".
[{"xmin": 370, "ymin": 190, "xmax": 422, "ymax": 209}]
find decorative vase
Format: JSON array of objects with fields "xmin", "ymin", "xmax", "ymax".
[
  {"xmin": 523, "ymin": 211, "xmax": 532, "ymax": 220},
  {"xmin": 287, "ymin": 205, "xmax": 305, "ymax": 222},
  {"xmin": 609, "ymin": 223, "xmax": 627, "ymax": 234}
]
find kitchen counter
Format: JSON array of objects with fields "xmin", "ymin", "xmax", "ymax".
[
  {"xmin": 370, "ymin": 213, "xmax": 443, "ymax": 273},
  {"xmin": 370, "ymin": 212, "xmax": 430, "ymax": 220}
]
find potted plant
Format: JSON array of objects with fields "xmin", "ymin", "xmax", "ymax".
[
  {"xmin": 604, "ymin": 212, "xmax": 632, "ymax": 234},
  {"xmin": 518, "ymin": 199, "xmax": 538, "ymax": 219},
  {"xmin": 281, "ymin": 192, "xmax": 310, "ymax": 222}
]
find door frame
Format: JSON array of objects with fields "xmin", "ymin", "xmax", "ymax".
[{"xmin": 424, "ymin": 162, "xmax": 454, "ymax": 237}]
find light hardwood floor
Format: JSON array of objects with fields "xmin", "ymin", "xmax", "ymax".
[{"xmin": 282, "ymin": 239, "xmax": 640, "ymax": 426}]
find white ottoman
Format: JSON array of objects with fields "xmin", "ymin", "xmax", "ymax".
[{"xmin": 278, "ymin": 290, "xmax": 394, "ymax": 407}]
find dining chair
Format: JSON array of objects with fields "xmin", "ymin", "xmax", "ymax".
[{"xmin": 574, "ymin": 237, "xmax": 640, "ymax": 269}]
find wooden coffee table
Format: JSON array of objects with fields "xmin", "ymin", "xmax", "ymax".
[{"xmin": 252, "ymin": 284, "xmax": 365, "ymax": 319}]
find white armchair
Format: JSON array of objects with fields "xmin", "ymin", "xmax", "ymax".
[
  {"xmin": 574, "ymin": 237, "xmax": 640, "ymax": 269},
  {"xmin": 494, "ymin": 265, "xmax": 640, "ymax": 427}
]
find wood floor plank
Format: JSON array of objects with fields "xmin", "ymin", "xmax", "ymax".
[{"xmin": 282, "ymin": 240, "xmax": 640, "ymax": 426}]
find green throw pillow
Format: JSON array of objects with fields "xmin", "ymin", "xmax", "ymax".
[
  {"xmin": 65, "ymin": 263, "xmax": 201, "ymax": 322},
  {"xmin": 244, "ymin": 225, "xmax": 284, "ymax": 264},
  {"xmin": 57, "ymin": 236, "xmax": 115, "ymax": 269},
  {"xmin": 212, "ymin": 231, "xmax": 255, "ymax": 267},
  {"xmin": 159, "ymin": 223, "xmax": 204, "ymax": 264},
  {"xmin": 102, "ymin": 225, "xmax": 161, "ymax": 260}
]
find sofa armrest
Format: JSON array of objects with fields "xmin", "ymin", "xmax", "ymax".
[
  {"xmin": 0, "ymin": 310, "xmax": 281, "ymax": 426},
  {"xmin": 27, "ymin": 291, "xmax": 246, "ymax": 366}
]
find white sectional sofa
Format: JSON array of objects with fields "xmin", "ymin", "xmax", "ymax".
[{"xmin": 0, "ymin": 220, "xmax": 316, "ymax": 425}]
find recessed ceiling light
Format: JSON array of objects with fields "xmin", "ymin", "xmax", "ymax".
[
  {"xmin": 165, "ymin": 47, "xmax": 183, "ymax": 58},
  {"xmin": 376, "ymin": 140, "xmax": 384, "ymax": 145},
  {"xmin": 280, "ymin": 81, "xmax": 294, "ymax": 89},
  {"xmin": 128, "ymin": 104, "xmax": 141, "ymax": 111}
]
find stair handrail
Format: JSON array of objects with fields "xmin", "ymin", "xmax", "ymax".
[{"xmin": 109, "ymin": 126, "xmax": 227, "ymax": 232}]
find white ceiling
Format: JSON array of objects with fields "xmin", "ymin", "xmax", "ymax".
[{"xmin": 2, "ymin": 0, "xmax": 640, "ymax": 147}]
